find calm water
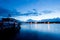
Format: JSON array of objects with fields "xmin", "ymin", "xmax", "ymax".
[
  {"xmin": 21, "ymin": 23, "xmax": 60, "ymax": 33},
  {"xmin": 1, "ymin": 23, "xmax": 60, "ymax": 40},
  {"xmin": 17, "ymin": 23, "xmax": 60, "ymax": 40}
]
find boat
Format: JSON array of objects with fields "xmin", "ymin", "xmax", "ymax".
[{"xmin": 0, "ymin": 14, "xmax": 21, "ymax": 32}]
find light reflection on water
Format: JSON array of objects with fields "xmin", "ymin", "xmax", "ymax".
[
  {"xmin": 21, "ymin": 23, "xmax": 60, "ymax": 33},
  {"xmin": 12, "ymin": 23, "xmax": 60, "ymax": 40}
]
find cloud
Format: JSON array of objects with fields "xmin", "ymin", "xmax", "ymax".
[
  {"xmin": 0, "ymin": 7, "xmax": 54, "ymax": 17},
  {"xmin": 19, "ymin": 12, "xmax": 38, "ymax": 16},
  {"xmin": 21, "ymin": 10, "xmax": 53, "ymax": 16},
  {"xmin": 0, "ymin": 7, "xmax": 21, "ymax": 17},
  {"xmin": 19, "ymin": 9, "xmax": 42, "ymax": 16},
  {"xmin": 42, "ymin": 10, "xmax": 54, "ymax": 14},
  {"xmin": 18, "ymin": 10, "xmax": 53, "ymax": 16},
  {"xmin": 0, "ymin": 7, "xmax": 11, "ymax": 16},
  {"xmin": 0, "ymin": 7, "xmax": 42, "ymax": 17}
]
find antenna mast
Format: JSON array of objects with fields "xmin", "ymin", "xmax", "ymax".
[{"xmin": 8, "ymin": 14, "xmax": 11, "ymax": 18}]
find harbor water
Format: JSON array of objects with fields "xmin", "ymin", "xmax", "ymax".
[{"xmin": 1, "ymin": 23, "xmax": 60, "ymax": 40}]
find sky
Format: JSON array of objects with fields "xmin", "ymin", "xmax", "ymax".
[{"xmin": 0, "ymin": 0, "xmax": 60, "ymax": 21}]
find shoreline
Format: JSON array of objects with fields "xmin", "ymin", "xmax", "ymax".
[{"xmin": 22, "ymin": 22, "xmax": 60, "ymax": 24}]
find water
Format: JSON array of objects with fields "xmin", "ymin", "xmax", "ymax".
[
  {"xmin": 1, "ymin": 23, "xmax": 60, "ymax": 40},
  {"xmin": 21, "ymin": 23, "xmax": 60, "ymax": 33},
  {"xmin": 19, "ymin": 23, "xmax": 60, "ymax": 40}
]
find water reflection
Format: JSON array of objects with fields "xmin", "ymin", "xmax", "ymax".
[
  {"xmin": 19, "ymin": 23, "xmax": 60, "ymax": 40},
  {"xmin": 0, "ymin": 23, "xmax": 60, "ymax": 40},
  {"xmin": 48, "ymin": 22, "xmax": 50, "ymax": 31},
  {"xmin": 21, "ymin": 23, "xmax": 60, "ymax": 33}
]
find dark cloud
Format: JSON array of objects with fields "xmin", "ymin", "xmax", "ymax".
[
  {"xmin": 0, "ymin": 7, "xmax": 54, "ymax": 17},
  {"xmin": 0, "ymin": 7, "xmax": 11, "ymax": 17},
  {"xmin": 19, "ymin": 9, "xmax": 41, "ymax": 16},
  {"xmin": 0, "ymin": 7, "xmax": 21, "ymax": 17},
  {"xmin": 20, "ymin": 12, "xmax": 38, "ymax": 16},
  {"xmin": 0, "ymin": 7, "xmax": 38, "ymax": 17},
  {"xmin": 42, "ymin": 10, "xmax": 53, "ymax": 14},
  {"xmin": 0, "ymin": 8, "xmax": 42, "ymax": 17}
]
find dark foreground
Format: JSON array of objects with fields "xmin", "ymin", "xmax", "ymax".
[{"xmin": 0, "ymin": 29, "xmax": 60, "ymax": 40}]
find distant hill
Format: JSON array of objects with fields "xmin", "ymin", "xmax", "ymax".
[
  {"xmin": 26, "ymin": 18, "xmax": 60, "ymax": 22},
  {"xmin": 40, "ymin": 18, "xmax": 60, "ymax": 22},
  {"xmin": 27, "ymin": 19, "xmax": 37, "ymax": 22}
]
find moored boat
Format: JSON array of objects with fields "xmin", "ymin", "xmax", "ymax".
[{"xmin": 0, "ymin": 17, "xmax": 21, "ymax": 32}]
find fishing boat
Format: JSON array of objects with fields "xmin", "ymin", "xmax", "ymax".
[{"xmin": 0, "ymin": 14, "xmax": 21, "ymax": 32}]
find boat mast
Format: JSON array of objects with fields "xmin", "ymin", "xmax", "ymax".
[{"xmin": 8, "ymin": 14, "xmax": 11, "ymax": 18}]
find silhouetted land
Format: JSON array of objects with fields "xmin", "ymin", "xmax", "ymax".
[{"xmin": 25, "ymin": 22, "xmax": 60, "ymax": 24}]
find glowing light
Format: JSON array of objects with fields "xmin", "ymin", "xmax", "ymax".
[
  {"xmin": 35, "ymin": 22, "xmax": 38, "ymax": 30},
  {"xmin": 48, "ymin": 22, "xmax": 50, "ymax": 31}
]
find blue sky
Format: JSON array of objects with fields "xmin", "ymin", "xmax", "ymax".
[{"xmin": 0, "ymin": 0, "xmax": 60, "ymax": 21}]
